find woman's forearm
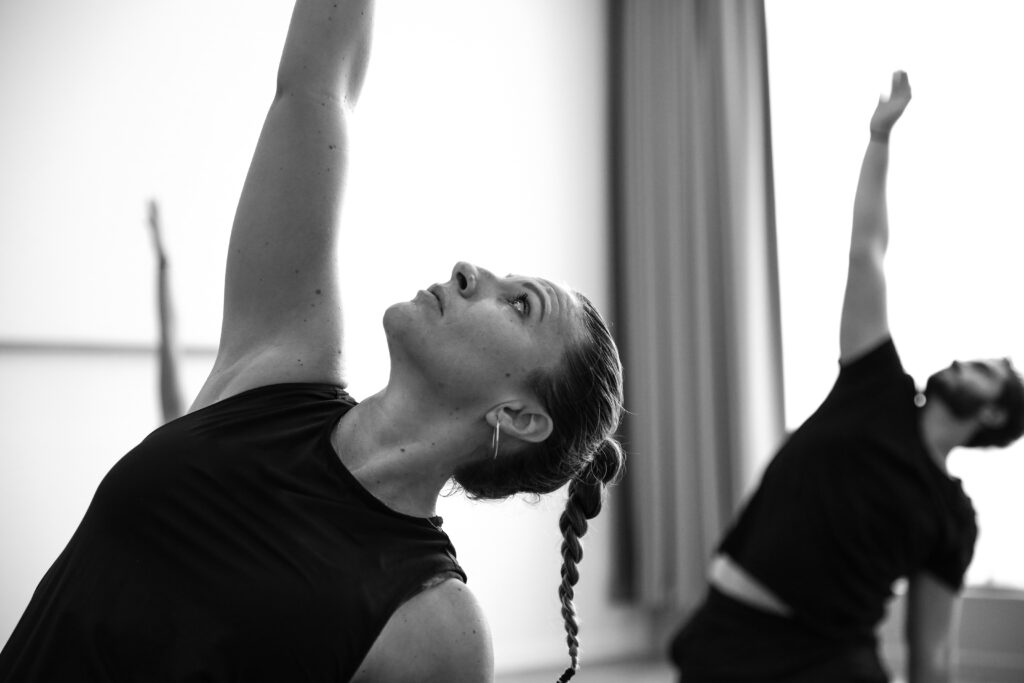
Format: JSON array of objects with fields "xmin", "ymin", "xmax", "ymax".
[{"xmin": 276, "ymin": 0, "xmax": 374, "ymax": 104}]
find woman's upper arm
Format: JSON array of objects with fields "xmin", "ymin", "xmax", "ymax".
[
  {"xmin": 216, "ymin": 91, "xmax": 349, "ymax": 383},
  {"xmin": 352, "ymin": 579, "xmax": 494, "ymax": 683},
  {"xmin": 209, "ymin": 1, "xmax": 374, "ymax": 395}
]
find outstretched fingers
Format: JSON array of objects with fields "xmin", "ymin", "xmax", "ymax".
[
  {"xmin": 871, "ymin": 70, "xmax": 912, "ymax": 139},
  {"xmin": 888, "ymin": 70, "xmax": 911, "ymax": 106}
]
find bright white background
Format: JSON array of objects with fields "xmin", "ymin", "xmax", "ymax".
[
  {"xmin": 0, "ymin": 0, "xmax": 651, "ymax": 670},
  {"xmin": 766, "ymin": 0, "xmax": 1024, "ymax": 588}
]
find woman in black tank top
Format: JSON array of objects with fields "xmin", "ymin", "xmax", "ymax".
[{"xmin": 0, "ymin": 2, "xmax": 625, "ymax": 682}]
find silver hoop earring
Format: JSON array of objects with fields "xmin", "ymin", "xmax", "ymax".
[{"xmin": 491, "ymin": 420, "xmax": 501, "ymax": 460}]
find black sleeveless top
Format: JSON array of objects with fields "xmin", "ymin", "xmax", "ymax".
[
  {"xmin": 0, "ymin": 383, "xmax": 466, "ymax": 682},
  {"xmin": 719, "ymin": 339, "xmax": 977, "ymax": 643}
]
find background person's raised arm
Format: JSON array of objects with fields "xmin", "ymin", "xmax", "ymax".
[
  {"xmin": 147, "ymin": 199, "xmax": 185, "ymax": 422},
  {"xmin": 839, "ymin": 71, "xmax": 911, "ymax": 364}
]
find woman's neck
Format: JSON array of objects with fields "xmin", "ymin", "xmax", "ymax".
[{"xmin": 330, "ymin": 389, "xmax": 481, "ymax": 518}]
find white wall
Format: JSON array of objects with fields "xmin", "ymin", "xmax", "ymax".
[{"xmin": 0, "ymin": 0, "xmax": 652, "ymax": 672}]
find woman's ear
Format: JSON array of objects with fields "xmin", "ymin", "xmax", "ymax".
[{"xmin": 488, "ymin": 401, "xmax": 553, "ymax": 445}]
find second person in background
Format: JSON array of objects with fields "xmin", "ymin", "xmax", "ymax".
[{"xmin": 670, "ymin": 71, "xmax": 1024, "ymax": 683}]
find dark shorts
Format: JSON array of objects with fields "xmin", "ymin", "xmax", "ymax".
[{"xmin": 668, "ymin": 588, "xmax": 889, "ymax": 683}]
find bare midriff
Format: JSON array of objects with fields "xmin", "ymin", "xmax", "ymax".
[{"xmin": 708, "ymin": 554, "xmax": 793, "ymax": 616}]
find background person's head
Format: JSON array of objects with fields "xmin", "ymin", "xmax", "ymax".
[{"xmin": 925, "ymin": 358, "xmax": 1024, "ymax": 448}]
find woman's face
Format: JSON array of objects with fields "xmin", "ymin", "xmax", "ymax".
[{"xmin": 383, "ymin": 261, "xmax": 582, "ymax": 408}]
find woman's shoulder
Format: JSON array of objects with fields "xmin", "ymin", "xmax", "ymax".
[
  {"xmin": 173, "ymin": 379, "xmax": 354, "ymax": 455},
  {"xmin": 190, "ymin": 349, "xmax": 348, "ymax": 414},
  {"xmin": 189, "ymin": 375, "xmax": 351, "ymax": 418}
]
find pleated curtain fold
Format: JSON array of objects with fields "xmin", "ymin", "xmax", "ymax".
[{"xmin": 611, "ymin": 0, "xmax": 785, "ymax": 610}]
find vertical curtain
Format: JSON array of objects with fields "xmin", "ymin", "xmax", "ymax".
[{"xmin": 611, "ymin": 0, "xmax": 785, "ymax": 609}]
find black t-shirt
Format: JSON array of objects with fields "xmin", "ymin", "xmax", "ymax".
[
  {"xmin": 0, "ymin": 383, "xmax": 465, "ymax": 682},
  {"xmin": 719, "ymin": 338, "xmax": 977, "ymax": 642}
]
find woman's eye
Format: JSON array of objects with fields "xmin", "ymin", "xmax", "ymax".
[{"xmin": 508, "ymin": 293, "xmax": 530, "ymax": 316}]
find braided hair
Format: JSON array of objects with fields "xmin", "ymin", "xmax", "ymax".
[
  {"xmin": 453, "ymin": 291, "xmax": 625, "ymax": 680},
  {"xmin": 555, "ymin": 440, "xmax": 624, "ymax": 682}
]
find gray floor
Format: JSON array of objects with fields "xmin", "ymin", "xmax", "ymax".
[
  {"xmin": 496, "ymin": 659, "xmax": 675, "ymax": 683},
  {"xmin": 496, "ymin": 661, "xmax": 978, "ymax": 683}
]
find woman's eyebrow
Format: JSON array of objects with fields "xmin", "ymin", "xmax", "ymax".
[{"xmin": 522, "ymin": 281, "xmax": 548, "ymax": 320}]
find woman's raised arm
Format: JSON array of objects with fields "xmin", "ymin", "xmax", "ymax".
[{"xmin": 197, "ymin": 0, "xmax": 373, "ymax": 406}]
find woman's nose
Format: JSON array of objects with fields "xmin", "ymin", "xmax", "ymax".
[{"xmin": 452, "ymin": 261, "xmax": 480, "ymax": 298}]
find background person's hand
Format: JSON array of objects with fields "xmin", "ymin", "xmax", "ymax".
[
  {"xmin": 870, "ymin": 70, "xmax": 912, "ymax": 140},
  {"xmin": 147, "ymin": 198, "xmax": 167, "ymax": 268}
]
